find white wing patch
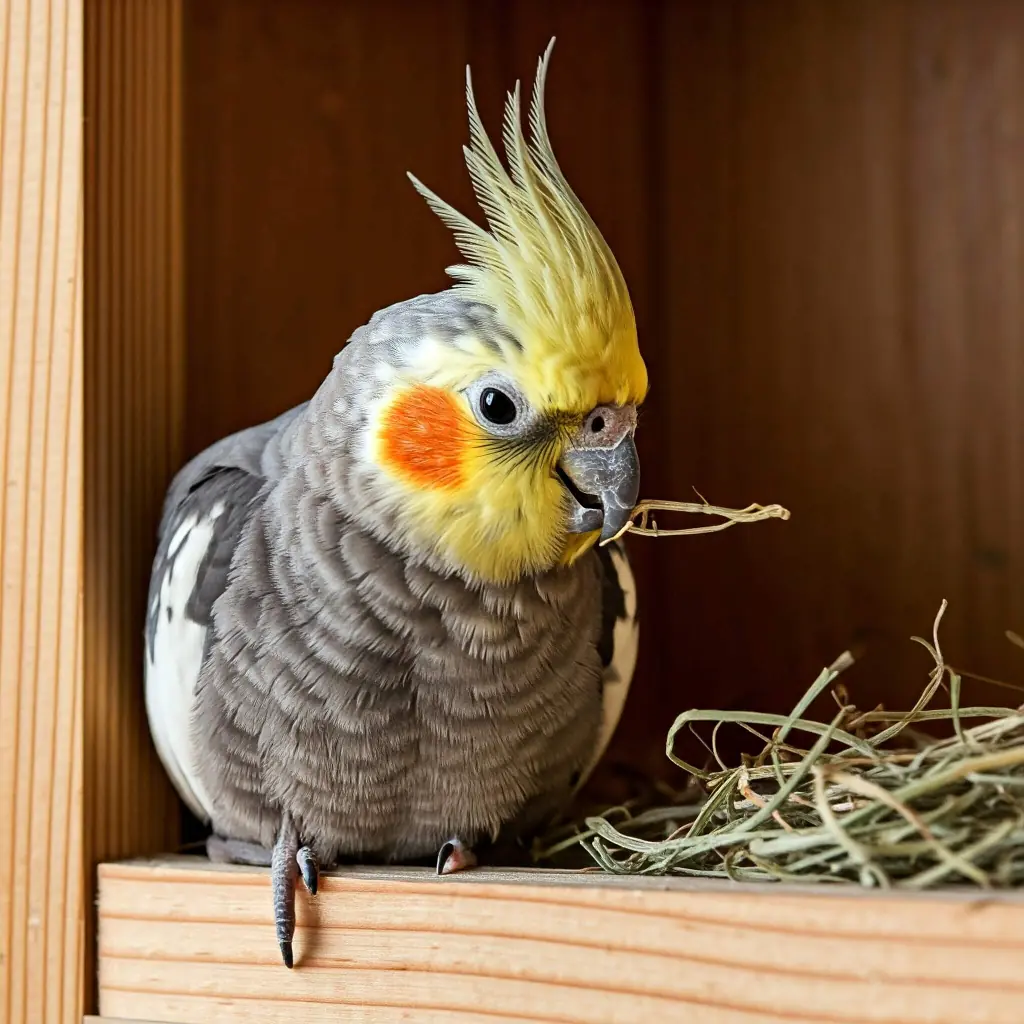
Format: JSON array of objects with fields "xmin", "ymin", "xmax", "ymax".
[
  {"xmin": 576, "ymin": 544, "xmax": 639, "ymax": 791},
  {"xmin": 144, "ymin": 504, "xmax": 226, "ymax": 822}
]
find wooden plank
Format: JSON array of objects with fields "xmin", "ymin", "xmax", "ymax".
[
  {"xmin": 83, "ymin": 0, "xmax": 185, "ymax": 1013},
  {"xmin": 0, "ymin": 2, "xmax": 85, "ymax": 1023},
  {"xmin": 97, "ymin": 858, "xmax": 1024, "ymax": 1024}
]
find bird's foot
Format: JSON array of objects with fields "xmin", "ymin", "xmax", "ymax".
[
  {"xmin": 208, "ymin": 825, "xmax": 319, "ymax": 968},
  {"xmin": 436, "ymin": 837, "xmax": 478, "ymax": 876}
]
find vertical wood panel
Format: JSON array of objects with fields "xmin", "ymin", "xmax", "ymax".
[
  {"xmin": 658, "ymin": 0, "xmax": 1024, "ymax": 768},
  {"xmin": 950, "ymin": 0, "xmax": 1024, "ymax": 667},
  {"xmin": 183, "ymin": 0, "xmax": 496, "ymax": 455},
  {"xmin": 0, "ymin": 2, "xmax": 85, "ymax": 1022},
  {"xmin": 83, "ymin": 0, "xmax": 185, "ymax": 1011}
]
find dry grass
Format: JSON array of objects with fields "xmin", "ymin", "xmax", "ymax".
[{"xmin": 534, "ymin": 603, "xmax": 1024, "ymax": 890}]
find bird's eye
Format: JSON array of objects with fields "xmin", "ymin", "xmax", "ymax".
[{"xmin": 479, "ymin": 387, "xmax": 517, "ymax": 425}]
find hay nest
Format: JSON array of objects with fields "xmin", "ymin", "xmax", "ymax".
[{"xmin": 534, "ymin": 601, "xmax": 1024, "ymax": 890}]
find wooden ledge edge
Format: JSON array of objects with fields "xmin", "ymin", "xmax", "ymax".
[
  {"xmin": 96, "ymin": 855, "xmax": 1024, "ymax": 1023},
  {"xmin": 86, "ymin": 1018, "xmax": 178, "ymax": 1024},
  {"xmin": 97, "ymin": 852, "xmax": 1024, "ymax": 906}
]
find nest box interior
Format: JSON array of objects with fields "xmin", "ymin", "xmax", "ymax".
[
  {"xmin": 84, "ymin": 0, "xmax": 1024, "ymax": 863},
  {"xmin": 53, "ymin": 0, "xmax": 1024, "ymax": 1018}
]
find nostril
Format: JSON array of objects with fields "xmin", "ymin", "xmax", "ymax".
[{"xmin": 590, "ymin": 415, "xmax": 605, "ymax": 433}]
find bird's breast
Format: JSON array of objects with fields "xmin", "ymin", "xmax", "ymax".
[{"xmin": 194, "ymin": 509, "xmax": 607, "ymax": 864}]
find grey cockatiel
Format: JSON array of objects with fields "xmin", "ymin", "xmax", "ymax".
[{"xmin": 144, "ymin": 40, "xmax": 645, "ymax": 967}]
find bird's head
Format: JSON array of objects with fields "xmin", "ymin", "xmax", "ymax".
[{"xmin": 333, "ymin": 41, "xmax": 647, "ymax": 585}]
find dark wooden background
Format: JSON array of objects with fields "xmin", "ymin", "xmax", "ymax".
[{"xmin": 182, "ymin": 0, "xmax": 1024, "ymax": 789}]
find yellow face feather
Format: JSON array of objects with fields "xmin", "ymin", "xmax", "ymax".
[
  {"xmin": 369, "ymin": 377, "xmax": 578, "ymax": 583},
  {"xmin": 369, "ymin": 39, "xmax": 646, "ymax": 583}
]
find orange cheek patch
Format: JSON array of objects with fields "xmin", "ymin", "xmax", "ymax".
[{"xmin": 378, "ymin": 385, "xmax": 471, "ymax": 490}]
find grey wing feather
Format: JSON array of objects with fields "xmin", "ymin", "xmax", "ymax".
[
  {"xmin": 156, "ymin": 402, "xmax": 308, "ymax": 536},
  {"xmin": 144, "ymin": 403, "xmax": 305, "ymax": 820}
]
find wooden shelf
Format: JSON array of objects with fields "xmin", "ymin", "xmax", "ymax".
[{"xmin": 94, "ymin": 856, "xmax": 1024, "ymax": 1024}]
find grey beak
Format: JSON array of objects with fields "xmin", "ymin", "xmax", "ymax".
[{"xmin": 558, "ymin": 433, "xmax": 640, "ymax": 543}]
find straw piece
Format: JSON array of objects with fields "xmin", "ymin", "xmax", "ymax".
[{"xmin": 600, "ymin": 496, "xmax": 790, "ymax": 545}]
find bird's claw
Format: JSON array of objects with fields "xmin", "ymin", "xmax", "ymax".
[
  {"xmin": 297, "ymin": 845, "xmax": 319, "ymax": 896},
  {"xmin": 436, "ymin": 837, "xmax": 478, "ymax": 876}
]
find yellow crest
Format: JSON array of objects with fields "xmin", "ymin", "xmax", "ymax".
[{"xmin": 407, "ymin": 39, "xmax": 648, "ymax": 411}]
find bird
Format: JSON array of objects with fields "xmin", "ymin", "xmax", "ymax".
[{"xmin": 143, "ymin": 37, "xmax": 644, "ymax": 968}]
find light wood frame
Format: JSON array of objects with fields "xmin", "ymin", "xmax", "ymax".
[{"xmin": 2, "ymin": 2, "xmax": 183, "ymax": 1021}]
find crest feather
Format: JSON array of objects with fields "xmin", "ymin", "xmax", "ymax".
[{"xmin": 407, "ymin": 38, "xmax": 646, "ymax": 405}]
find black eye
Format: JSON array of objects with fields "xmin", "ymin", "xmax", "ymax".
[{"xmin": 479, "ymin": 387, "xmax": 517, "ymax": 425}]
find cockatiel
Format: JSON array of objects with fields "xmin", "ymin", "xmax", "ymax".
[{"xmin": 144, "ymin": 39, "xmax": 645, "ymax": 968}]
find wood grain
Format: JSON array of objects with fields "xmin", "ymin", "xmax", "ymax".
[
  {"xmin": 0, "ymin": 2, "xmax": 85, "ymax": 1022},
  {"xmin": 647, "ymin": 0, "xmax": 1024, "ymax": 774},
  {"xmin": 83, "ymin": 0, "xmax": 185, "ymax": 1010},
  {"xmin": 182, "ymin": 0, "xmax": 486, "ymax": 453},
  {"xmin": 96, "ymin": 857, "xmax": 1024, "ymax": 1024}
]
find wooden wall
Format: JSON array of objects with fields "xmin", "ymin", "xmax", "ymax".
[
  {"xmin": 83, "ymin": 0, "xmax": 185, "ymax": 1010},
  {"xmin": 651, "ymin": 0, "xmax": 1024, "ymax": 776},
  {"xmin": 183, "ymin": 0, "xmax": 1024, "ymax": 785}
]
